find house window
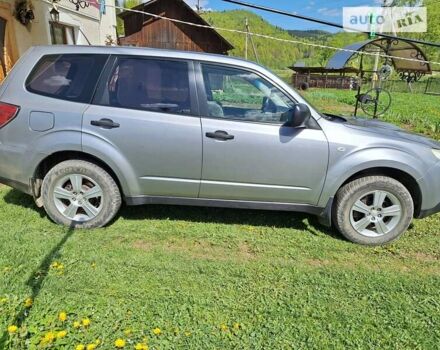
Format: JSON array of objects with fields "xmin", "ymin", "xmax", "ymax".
[{"xmin": 50, "ymin": 22, "xmax": 75, "ymax": 45}]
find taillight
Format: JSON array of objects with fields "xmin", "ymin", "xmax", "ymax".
[{"xmin": 0, "ymin": 102, "xmax": 19, "ymax": 128}]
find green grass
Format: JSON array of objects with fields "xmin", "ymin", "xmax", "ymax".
[
  {"xmin": 1, "ymin": 186, "xmax": 440, "ymax": 349},
  {"xmin": 1, "ymin": 88, "xmax": 440, "ymax": 349},
  {"xmin": 301, "ymin": 89, "xmax": 440, "ymax": 139}
]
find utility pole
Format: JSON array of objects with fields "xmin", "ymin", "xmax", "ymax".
[
  {"xmin": 245, "ymin": 18, "xmax": 259, "ymax": 63},
  {"xmin": 196, "ymin": 0, "xmax": 201, "ymax": 13},
  {"xmin": 245, "ymin": 18, "xmax": 248, "ymax": 60},
  {"xmin": 372, "ymin": 0, "xmax": 398, "ymax": 87}
]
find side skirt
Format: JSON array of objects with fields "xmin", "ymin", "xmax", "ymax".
[
  {"xmin": 125, "ymin": 195, "xmax": 333, "ymax": 227},
  {"xmin": 0, "ymin": 176, "xmax": 31, "ymax": 194}
]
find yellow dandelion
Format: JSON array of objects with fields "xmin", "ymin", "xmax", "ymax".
[
  {"xmin": 59, "ymin": 311, "xmax": 67, "ymax": 322},
  {"xmin": 152, "ymin": 327, "xmax": 161, "ymax": 335},
  {"xmin": 0, "ymin": 297, "xmax": 8, "ymax": 304},
  {"xmin": 95, "ymin": 339, "xmax": 101, "ymax": 345},
  {"xmin": 43, "ymin": 331, "xmax": 56, "ymax": 343},
  {"xmin": 58, "ymin": 263, "xmax": 64, "ymax": 269},
  {"xmin": 91, "ymin": 262, "xmax": 96, "ymax": 268},
  {"xmin": 50, "ymin": 262, "xmax": 59, "ymax": 268},
  {"xmin": 184, "ymin": 331, "xmax": 191, "ymax": 337},
  {"xmin": 114, "ymin": 338, "xmax": 126, "ymax": 348},
  {"xmin": 57, "ymin": 330, "xmax": 67, "ymax": 339},
  {"xmin": 134, "ymin": 343, "xmax": 148, "ymax": 350},
  {"xmin": 24, "ymin": 297, "xmax": 33, "ymax": 308},
  {"xmin": 220, "ymin": 324, "xmax": 228, "ymax": 331},
  {"xmin": 233, "ymin": 322, "xmax": 240, "ymax": 330},
  {"xmin": 87, "ymin": 344, "xmax": 97, "ymax": 350},
  {"xmin": 73, "ymin": 321, "xmax": 81, "ymax": 329},
  {"xmin": 82, "ymin": 318, "xmax": 91, "ymax": 327},
  {"xmin": 7, "ymin": 325, "xmax": 18, "ymax": 334},
  {"xmin": 76, "ymin": 344, "xmax": 85, "ymax": 350}
]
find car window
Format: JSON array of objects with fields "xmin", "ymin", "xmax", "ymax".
[
  {"xmin": 26, "ymin": 54, "xmax": 108, "ymax": 103},
  {"xmin": 201, "ymin": 64, "xmax": 296, "ymax": 123},
  {"xmin": 97, "ymin": 57, "xmax": 193, "ymax": 115}
]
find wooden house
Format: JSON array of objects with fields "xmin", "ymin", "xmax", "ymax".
[{"xmin": 118, "ymin": 0, "xmax": 233, "ymax": 55}]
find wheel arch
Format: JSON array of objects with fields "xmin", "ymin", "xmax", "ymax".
[
  {"xmin": 337, "ymin": 167, "xmax": 422, "ymax": 218},
  {"xmin": 32, "ymin": 151, "xmax": 126, "ymax": 200}
]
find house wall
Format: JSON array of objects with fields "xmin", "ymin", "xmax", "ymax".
[
  {"xmin": 0, "ymin": 0, "xmax": 116, "ymax": 78},
  {"xmin": 120, "ymin": 0, "xmax": 230, "ymax": 54}
]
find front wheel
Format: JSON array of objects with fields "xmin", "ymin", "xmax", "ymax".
[
  {"xmin": 333, "ymin": 176, "xmax": 414, "ymax": 245},
  {"xmin": 41, "ymin": 160, "xmax": 121, "ymax": 229}
]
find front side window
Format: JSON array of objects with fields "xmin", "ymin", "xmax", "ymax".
[
  {"xmin": 97, "ymin": 57, "xmax": 192, "ymax": 115},
  {"xmin": 26, "ymin": 54, "xmax": 108, "ymax": 103},
  {"xmin": 201, "ymin": 64, "xmax": 295, "ymax": 123},
  {"xmin": 50, "ymin": 22, "xmax": 75, "ymax": 45}
]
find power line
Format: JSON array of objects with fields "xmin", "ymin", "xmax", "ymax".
[
  {"xmin": 43, "ymin": 0, "xmax": 440, "ymax": 67},
  {"xmin": 222, "ymin": 0, "xmax": 440, "ymax": 49},
  {"xmin": 112, "ymin": 2, "xmax": 440, "ymax": 66}
]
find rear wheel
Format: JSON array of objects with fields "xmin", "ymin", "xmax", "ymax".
[
  {"xmin": 333, "ymin": 176, "xmax": 414, "ymax": 245},
  {"xmin": 42, "ymin": 160, "xmax": 121, "ymax": 228}
]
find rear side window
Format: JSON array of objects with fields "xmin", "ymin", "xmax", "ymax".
[
  {"xmin": 94, "ymin": 57, "xmax": 193, "ymax": 115},
  {"xmin": 26, "ymin": 54, "xmax": 108, "ymax": 103}
]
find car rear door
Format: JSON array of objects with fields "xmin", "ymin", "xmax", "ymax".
[
  {"xmin": 82, "ymin": 56, "xmax": 202, "ymax": 198},
  {"xmin": 196, "ymin": 62, "xmax": 329, "ymax": 205}
]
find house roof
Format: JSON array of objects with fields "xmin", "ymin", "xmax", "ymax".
[{"xmin": 118, "ymin": 0, "xmax": 234, "ymax": 51}]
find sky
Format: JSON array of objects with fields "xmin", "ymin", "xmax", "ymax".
[{"xmin": 184, "ymin": 0, "xmax": 390, "ymax": 32}]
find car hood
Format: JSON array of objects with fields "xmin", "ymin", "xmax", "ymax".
[{"xmin": 342, "ymin": 116, "xmax": 440, "ymax": 149}]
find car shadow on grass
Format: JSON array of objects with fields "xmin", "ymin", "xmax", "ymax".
[
  {"xmin": 3, "ymin": 188, "xmax": 342, "ymax": 240},
  {"xmin": 118, "ymin": 203, "xmax": 342, "ymax": 239},
  {"xmin": 2, "ymin": 187, "xmax": 46, "ymax": 218},
  {"xmin": 0, "ymin": 226, "xmax": 75, "ymax": 348}
]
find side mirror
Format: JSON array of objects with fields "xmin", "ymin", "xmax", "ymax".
[{"xmin": 282, "ymin": 103, "xmax": 312, "ymax": 128}]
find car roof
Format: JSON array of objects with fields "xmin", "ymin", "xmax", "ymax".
[{"xmin": 29, "ymin": 45, "xmax": 267, "ymax": 72}]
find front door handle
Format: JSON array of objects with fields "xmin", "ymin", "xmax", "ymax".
[
  {"xmin": 91, "ymin": 118, "xmax": 120, "ymax": 129},
  {"xmin": 205, "ymin": 130, "xmax": 234, "ymax": 141}
]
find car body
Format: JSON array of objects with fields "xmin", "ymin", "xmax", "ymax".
[{"xmin": 0, "ymin": 45, "xmax": 439, "ymax": 245}]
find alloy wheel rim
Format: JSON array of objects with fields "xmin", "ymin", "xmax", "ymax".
[
  {"xmin": 349, "ymin": 190, "xmax": 402, "ymax": 237},
  {"xmin": 53, "ymin": 174, "xmax": 103, "ymax": 222}
]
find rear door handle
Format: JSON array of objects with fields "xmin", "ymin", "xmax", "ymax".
[
  {"xmin": 205, "ymin": 130, "xmax": 234, "ymax": 141},
  {"xmin": 91, "ymin": 118, "xmax": 120, "ymax": 129}
]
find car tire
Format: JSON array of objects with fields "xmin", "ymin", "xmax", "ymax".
[
  {"xmin": 41, "ymin": 160, "xmax": 121, "ymax": 229},
  {"xmin": 333, "ymin": 176, "xmax": 414, "ymax": 245}
]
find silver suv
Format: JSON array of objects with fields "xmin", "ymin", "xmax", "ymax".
[{"xmin": 1, "ymin": 46, "xmax": 439, "ymax": 245}]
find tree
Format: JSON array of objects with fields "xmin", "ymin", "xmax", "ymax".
[{"xmin": 117, "ymin": 0, "xmax": 141, "ymax": 37}]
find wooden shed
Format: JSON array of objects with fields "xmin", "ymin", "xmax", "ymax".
[
  {"xmin": 289, "ymin": 66, "xmax": 360, "ymax": 90},
  {"xmin": 118, "ymin": 0, "xmax": 234, "ymax": 55}
]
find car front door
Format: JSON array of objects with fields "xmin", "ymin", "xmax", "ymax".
[
  {"xmin": 82, "ymin": 56, "xmax": 202, "ymax": 197},
  {"xmin": 196, "ymin": 62, "xmax": 329, "ymax": 205}
]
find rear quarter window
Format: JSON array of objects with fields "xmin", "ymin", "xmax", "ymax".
[{"xmin": 26, "ymin": 54, "xmax": 108, "ymax": 103}]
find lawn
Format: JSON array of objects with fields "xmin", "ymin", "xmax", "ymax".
[
  {"xmin": 1, "ymin": 88, "xmax": 440, "ymax": 349},
  {"xmin": 301, "ymin": 88, "xmax": 440, "ymax": 140}
]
